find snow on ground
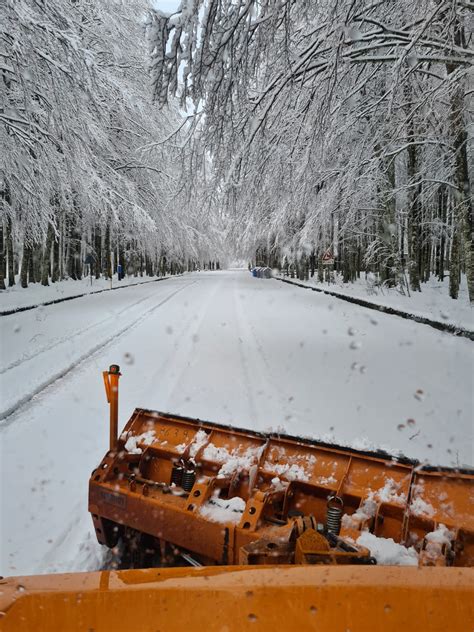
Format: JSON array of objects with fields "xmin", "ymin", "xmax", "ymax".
[
  {"xmin": 0, "ymin": 272, "xmax": 177, "ymax": 313},
  {"xmin": 276, "ymin": 273, "xmax": 473, "ymax": 332},
  {"xmin": 0, "ymin": 270, "xmax": 472, "ymax": 576},
  {"xmin": 0, "ymin": 278, "xmax": 195, "ymax": 420}
]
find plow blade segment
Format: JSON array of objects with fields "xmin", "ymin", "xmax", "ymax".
[{"xmin": 1, "ymin": 566, "xmax": 473, "ymax": 632}]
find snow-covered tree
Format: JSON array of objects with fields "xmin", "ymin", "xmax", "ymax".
[
  {"xmin": 149, "ymin": 0, "xmax": 473, "ymax": 301},
  {"xmin": 0, "ymin": 0, "xmax": 224, "ymax": 288}
]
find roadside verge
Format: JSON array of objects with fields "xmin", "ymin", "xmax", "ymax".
[{"xmin": 275, "ymin": 276, "xmax": 474, "ymax": 342}]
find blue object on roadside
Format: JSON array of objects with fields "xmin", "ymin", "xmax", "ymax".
[{"xmin": 251, "ymin": 267, "xmax": 272, "ymax": 279}]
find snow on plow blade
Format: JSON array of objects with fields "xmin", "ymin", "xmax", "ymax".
[{"xmin": 86, "ymin": 407, "xmax": 474, "ymax": 569}]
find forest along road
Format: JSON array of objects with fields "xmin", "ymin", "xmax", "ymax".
[{"xmin": 0, "ymin": 270, "xmax": 472, "ymax": 576}]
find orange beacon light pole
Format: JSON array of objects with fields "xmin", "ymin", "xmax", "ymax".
[{"xmin": 103, "ymin": 364, "xmax": 121, "ymax": 452}]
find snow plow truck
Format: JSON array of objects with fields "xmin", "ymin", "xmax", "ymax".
[{"xmin": 0, "ymin": 364, "xmax": 473, "ymax": 631}]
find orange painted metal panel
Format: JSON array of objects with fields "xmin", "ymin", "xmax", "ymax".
[{"xmin": 1, "ymin": 566, "xmax": 473, "ymax": 632}]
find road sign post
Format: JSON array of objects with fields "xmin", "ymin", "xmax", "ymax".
[{"xmin": 322, "ymin": 250, "xmax": 334, "ymax": 285}]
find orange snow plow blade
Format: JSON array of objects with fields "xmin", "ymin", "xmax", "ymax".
[
  {"xmin": 1, "ymin": 566, "xmax": 473, "ymax": 632},
  {"xmin": 87, "ymin": 401, "xmax": 474, "ymax": 569},
  {"xmin": 85, "ymin": 367, "xmax": 474, "ymax": 569},
  {"xmin": 2, "ymin": 366, "xmax": 473, "ymax": 631}
]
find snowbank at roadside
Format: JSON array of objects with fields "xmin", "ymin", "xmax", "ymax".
[
  {"xmin": 0, "ymin": 273, "xmax": 179, "ymax": 314},
  {"xmin": 275, "ymin": 274, "xmax": 473, "ymax": 334}
]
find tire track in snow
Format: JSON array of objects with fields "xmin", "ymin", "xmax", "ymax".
[
  {"xmin": 149, "ymin": 277, "xmax": 225, "ymax": 411},
  {"xmin": 1, "ymin": 284, "xmax": 170, "ymax": 374},
  {"xmin": 246, "ymin": 315, "xmax": 292, "ymax": 423},
  {"xmin": 232, "ymin": 282, "xmax": 259, "ymax": 425},
  {"xmin": 232, "ymin": 279, "xmax": 290, "ymax": 427},
  {"xmin": 35, "ymin": 499, "xmax": 105, "ymax": 575},
  {"xmin": 0, "ymin": 281, "xmax": 197, "ymax": 425}
]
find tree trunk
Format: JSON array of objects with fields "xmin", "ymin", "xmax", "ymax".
[
  {"xmin": 41, "ymin": 223, "xmax": 55, "ymax": 286},
  {"xmin": 0, "ymin": 235, "xmax": 5, "ymax": 290},
  {"xmin": 0, "ymin": 221, "xmax": 5, "ymax": 290},
  {"xmin": 449, "ymin": 227, "xmax": 461, "ymax": 299},
  {"xmin": 449, "ymin": 85, "xmax": 472, "ymax": 300},
  {"xmin": 94, "ymin": 226, "xmax": 102, "ymax": 279},
  {"xmin": 28, "ymin": 245, "xmax": 35, "ymax": 283},
  {"xmin": 407, "ymin": 158, "xmax": 422, "ymax": 291},
  {"xmin": 447, "ymin": 20, "xmax": 473, "ymax": 302},
  {"xmin": 405, "ymin": 80, "xmax": 422, "ymax": 292},
  {"xmin": 75, "ymin": 234, "xmax": 82, "ymax": 280},
  {"xmin": 317, "ymin": 254, "xmax": 324, "ymax": 282},
  {"xmin": 437, "ymin": 185, "xmax": 448, "ymax": 281},
  {"xmin": 5, "ymin": 209, "xmax": 15, "ymax": 288},
  {"xmin": 52, "ymin": 236, "xmax": 60, "ymax": 282},
  {"xmin": 104, "ymin": 222, "xmax": 112, "ymax": 279},
  {"xmin": 20, "ymin": 241, "xmax": 30, "ymax": 288}
]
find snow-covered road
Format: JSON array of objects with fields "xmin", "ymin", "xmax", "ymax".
[{"xmin": 1, "ymin": 270, "xmax": 472, "ymax": 576}]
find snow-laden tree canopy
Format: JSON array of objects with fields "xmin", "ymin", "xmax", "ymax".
[
  {"xmin": 1, "ymin": 0, "xmax": 224, "ymax": 283},
  {"xmin": 148, "ymin": 0, "xmax": 473, "ymax": 300}
]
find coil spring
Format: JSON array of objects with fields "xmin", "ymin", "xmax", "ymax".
[
  {"xmin": 171, "ymin": 464, "xmax": 184, "ymax": 487},
  {"xmin": 182, "ymin": 469, "xmax": 196, "ymax": 493},
  {"xmin": 326, "ymin": 496, "xmax": 343, "ymax": 535}
]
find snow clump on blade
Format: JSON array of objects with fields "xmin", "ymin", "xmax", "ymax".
[
  {"xmin": 199, "ymin": 495, "xmax": 246, "ymax": 524},
  {"xmin": 409, "ymin": 497, "xmax": 436, "ymax": 518},
  {"xmin": 357, "ymin": 532, "xmax": 418, "ymax": 566},
  {"xmin": 409, "ymin": 481, "xmax": 436, "ymax": 517},
  {"xmin": 176, "ymin": 429, "xmax": 209, "ymax": 454},
  {"xmin": 375, "ymin": 478, "xmax": 407, "ymax": 505},
  {"xmin": 270, "ymin": 462, "xmax": 309, "ymax": 482},
  {"xmin": 425, "ymin": 524, "xmax": 454, "ymax": 544},
  {"xmin": 342, "ymin": 498, "xmax": 378, "ymax": 527},
  {"xmin": 201, "ymin": 441, "xmax": 265, "ymax": 479},
  {"xmin": 189, "ymin": 429, "xmax": 209, "ymax": 457},
  {"xmin": 425, "ymin": 524, "xmax": 454, "ymax": 546},
  {"xmin": 342, "ymin": 478, "xmax": 406, "ymax": 527},
  {"xmin": 124, "ymin": 430, "xmax": 157, "ymax": 454}
]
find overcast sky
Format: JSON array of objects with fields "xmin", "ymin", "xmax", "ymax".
[{"xmin": 154, "ymin": 0, "xmax": 180, "ymax": 13}]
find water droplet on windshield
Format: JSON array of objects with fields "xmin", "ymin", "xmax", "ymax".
[
  {"xmin": 123, "ymin": 352, "xmax": 134, "ymax": 365},
  {"xmin": 414, "ymin": 389, "xmax": 425, "ymax": 401}
]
